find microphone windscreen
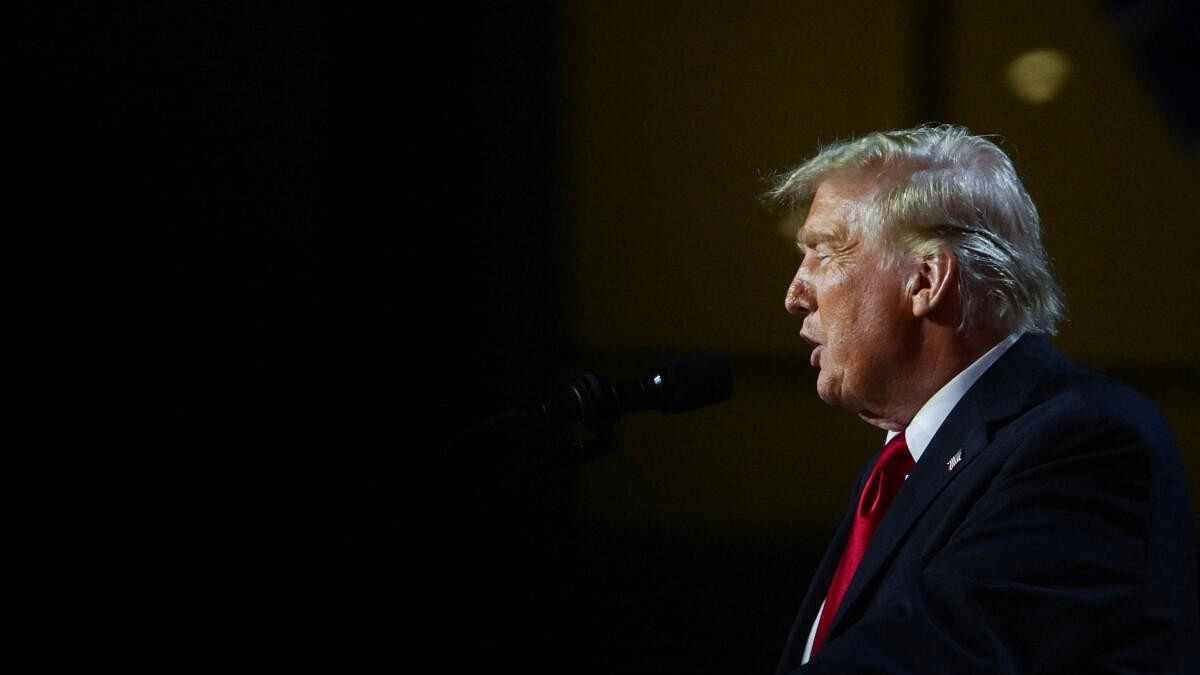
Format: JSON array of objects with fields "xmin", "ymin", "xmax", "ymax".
[{"xmin": 657, "ymin": 352, "xmax": 732, "ymax": 413}]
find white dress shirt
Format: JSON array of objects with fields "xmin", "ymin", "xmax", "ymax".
[{"xmin": 800, "ymin": 332, "xmax": 1022, "ymax": 664}]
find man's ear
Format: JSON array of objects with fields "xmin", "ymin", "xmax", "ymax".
[{"xmin": 910, "ymin": 246, "xmax": 957, "ymax": 319}]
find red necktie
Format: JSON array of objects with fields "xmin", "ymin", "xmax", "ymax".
[{"xmin": 810, "ymin": 433, "xmax": 914, "ymax": 655}]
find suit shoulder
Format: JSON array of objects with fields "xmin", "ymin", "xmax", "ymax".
[{"xmin": 1024, "ymin": 364, "xmax": 1177, "ymax": 452}]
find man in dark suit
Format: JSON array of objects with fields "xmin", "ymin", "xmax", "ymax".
[{"xmin": 769, "ymin": 125, "xmax": 1200, "ymax": 673}]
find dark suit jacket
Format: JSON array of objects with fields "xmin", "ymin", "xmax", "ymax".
[{"xmin": 776, "ymin": 334, "xmax": 1200, "ymax": 674}]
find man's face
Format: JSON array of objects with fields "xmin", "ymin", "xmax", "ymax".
[{"xmin": 784, "ymin": 178, "xmax": 916, "ymax": 429}]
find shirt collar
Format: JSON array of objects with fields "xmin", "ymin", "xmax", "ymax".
[{"xmin": 886, "ymin": 331, "xmax": 1022, "ymax": 464}]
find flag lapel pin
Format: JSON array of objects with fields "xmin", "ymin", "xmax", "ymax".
[{"xmin": 947, "ymin": 450, "xmax": 963, "ymax": 472}]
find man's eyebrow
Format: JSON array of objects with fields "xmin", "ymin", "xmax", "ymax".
[{"xmin": 797, "ymin": 226, "xmax": 832, "ymax": 248}]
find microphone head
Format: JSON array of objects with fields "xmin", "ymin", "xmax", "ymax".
[{"xmin": 654, "ymin": 351, "xmax": 732, "ymax": 413}]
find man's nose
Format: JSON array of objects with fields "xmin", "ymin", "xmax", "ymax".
[{"xmin": 785, "ymin": 271, "xmax": 813, "ymax": 315}]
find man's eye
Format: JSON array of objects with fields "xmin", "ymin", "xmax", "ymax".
[{"xmin": 799, "ymin": 250, "xmax": 830, "ymax": 266}]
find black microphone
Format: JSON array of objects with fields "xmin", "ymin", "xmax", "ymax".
[
  {"xmin": 544, "ymin": 351, "xmax": 733, "ymax": 429},
  {"xmin": 445, "ymin": 352, "xmax": 732, "ymax": 483}
]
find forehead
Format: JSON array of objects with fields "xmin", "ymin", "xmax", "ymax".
[{"xmin": 797, "ymin": 178, "xmax": 874, "ymax": 246}]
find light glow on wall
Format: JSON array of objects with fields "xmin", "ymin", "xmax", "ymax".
[{"xmin": 1006, "ymin": 48, "xmax": 1072, "ymax": 104}]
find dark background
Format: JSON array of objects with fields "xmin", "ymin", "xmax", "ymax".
[{"xmin": 31, "ymin": 2, "xmax": 1198, "ymax": 671}]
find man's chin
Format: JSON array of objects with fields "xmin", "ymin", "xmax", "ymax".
[{"xmin": 815, "ymin": 375, "xmax": 843, "ymax": 408}]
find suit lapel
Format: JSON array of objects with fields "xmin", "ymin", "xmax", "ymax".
[
  {"xmin": 827, "ymin": 397, "xmax": 991, "ymax": 635},
  {"xmin": 824, "ymin": 334, "xmax": 1055, "ymax": 639}
]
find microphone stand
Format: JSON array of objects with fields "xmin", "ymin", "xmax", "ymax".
[
  {"xmin": 491, "ymin": 418, "xmax": 617, "ymax": 487},
  {"xmin": 444, "ymin": 372, "xmax": 622, "ymax": 487}
]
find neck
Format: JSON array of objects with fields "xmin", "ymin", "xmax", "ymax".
[{"xmin": 858, "ymin": 323, "xmax": 1009, "ymax": 431}]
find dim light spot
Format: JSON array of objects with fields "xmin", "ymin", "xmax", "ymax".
[{"xmin": 1006, "ymin": 49, "xmax": 1072, "ymax": 104}]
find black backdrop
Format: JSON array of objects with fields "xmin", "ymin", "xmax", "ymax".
[{"xmin": 25, "ymin": 3, "xmax": 836, "ymax": 671}]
